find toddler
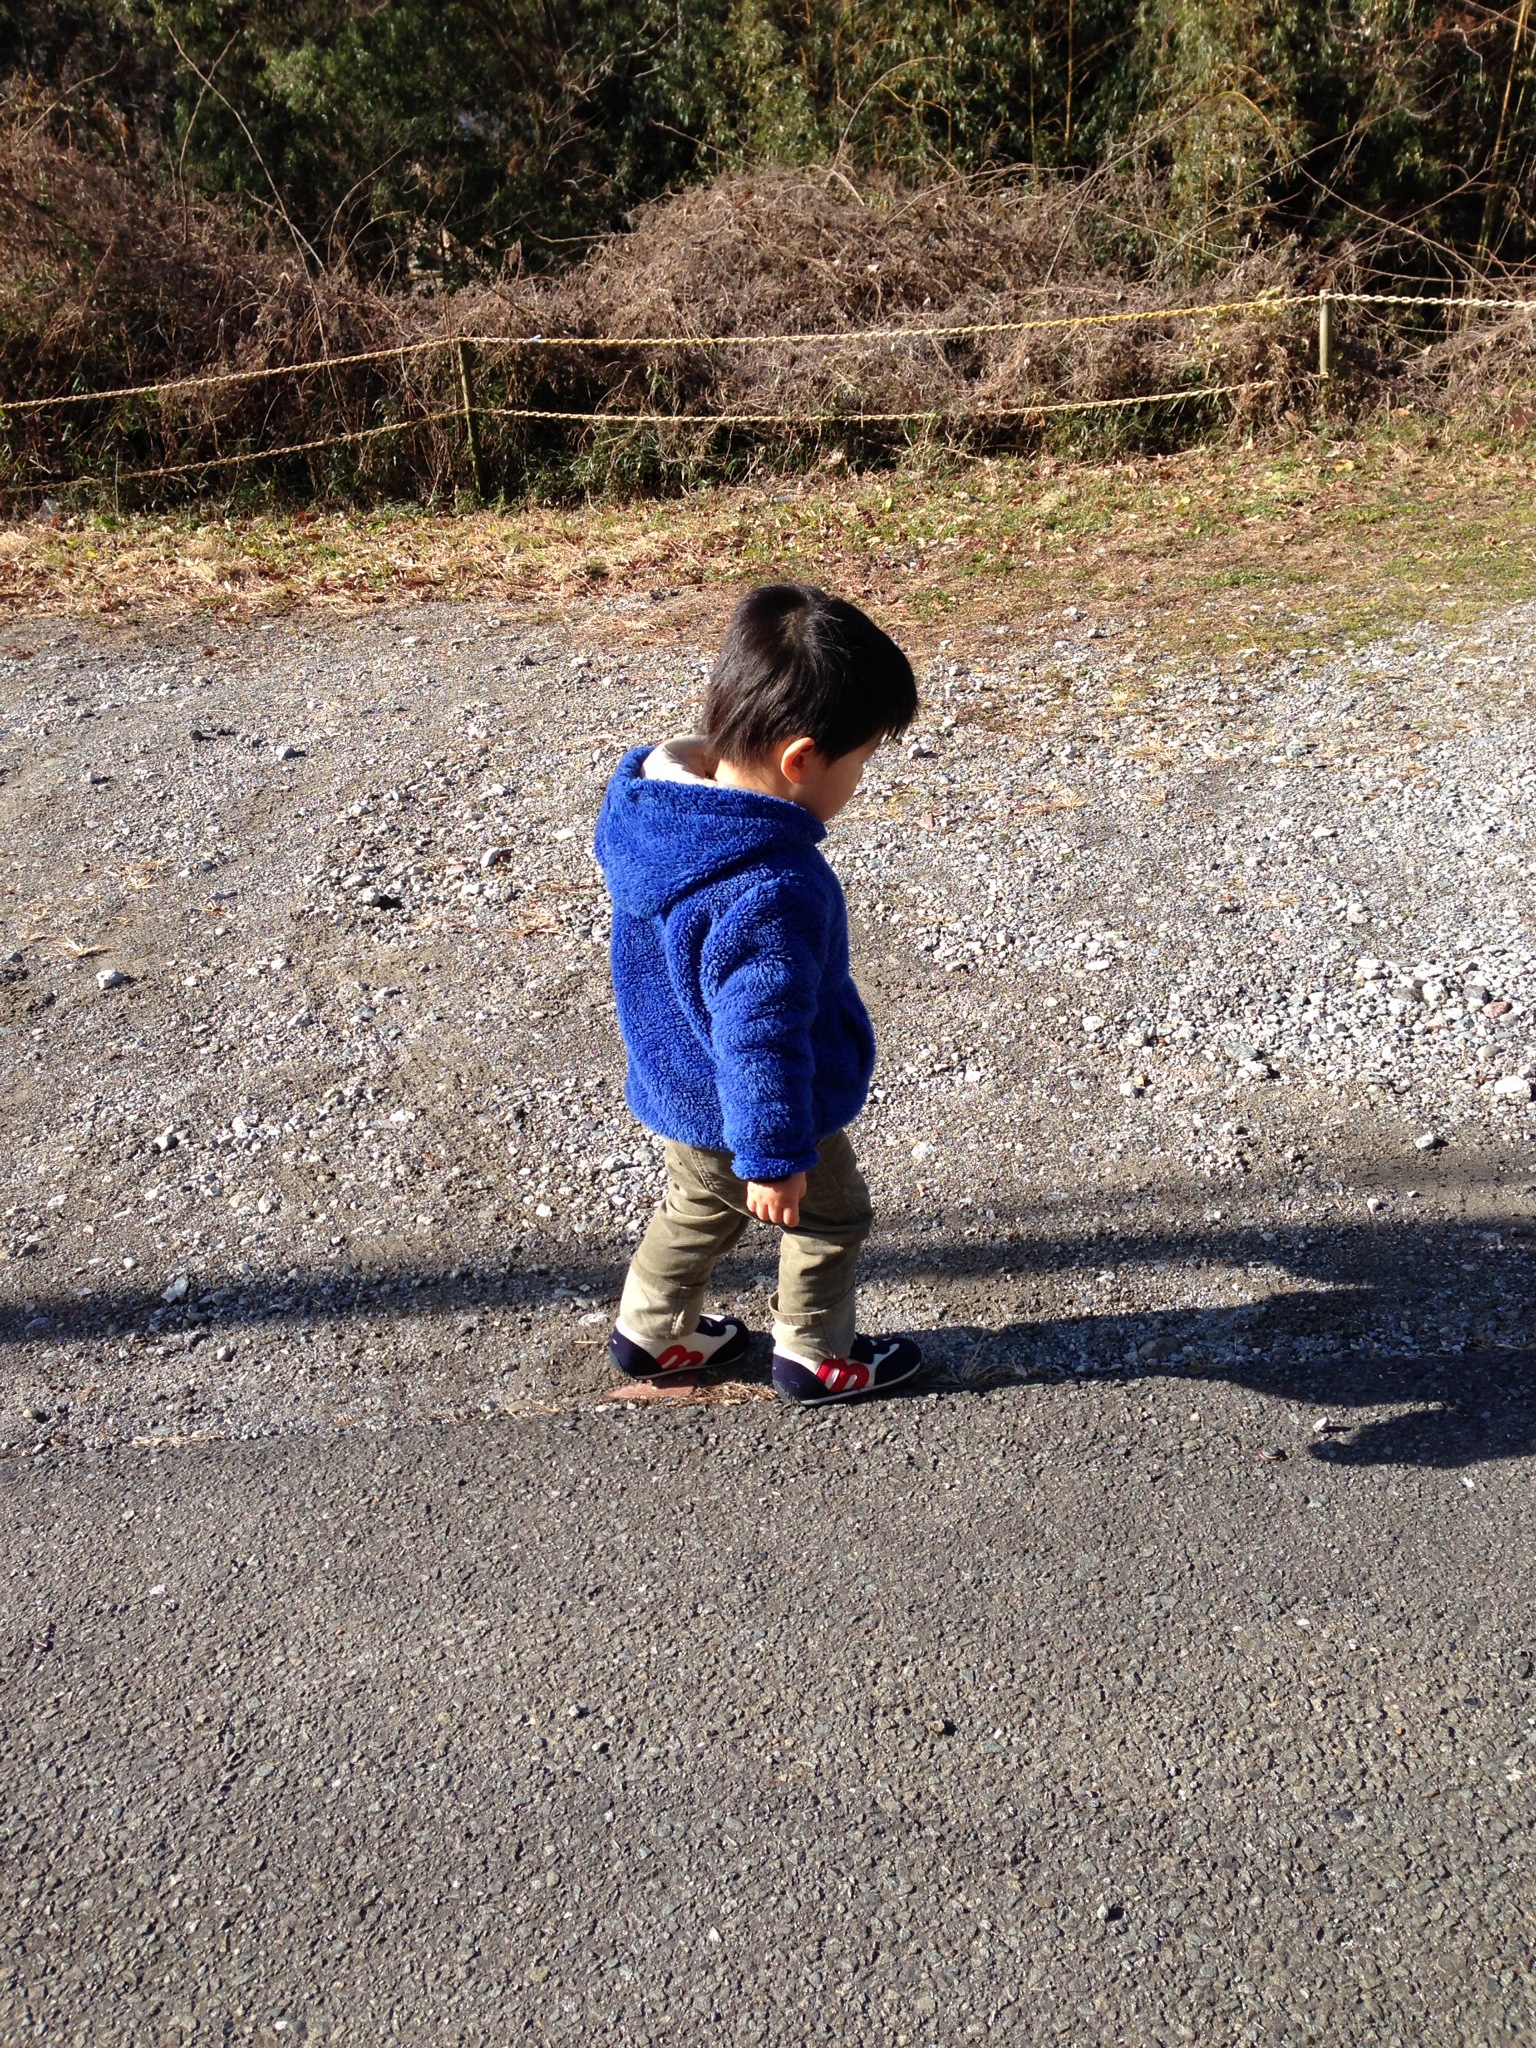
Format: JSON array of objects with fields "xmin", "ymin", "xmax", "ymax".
[{"xmin": 594, "ymin": 581, "xmax": 921, "ymax": 1404}]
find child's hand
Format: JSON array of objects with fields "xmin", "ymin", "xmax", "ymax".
[{"xmin": 746, "ymin": 1172, "xmax": 807, "ymax": 1228}]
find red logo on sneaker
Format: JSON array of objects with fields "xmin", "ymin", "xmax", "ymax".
[
  {"xmin": 817, "ymin": 1359, "xmax": 870, "ymax": 1393},
  {"xmin": 656, "ymin": 1343, "xmax": 705, "ymax": 1371}
]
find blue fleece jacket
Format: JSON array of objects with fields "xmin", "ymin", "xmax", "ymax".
[{"xmin": 594, "ymin": 746, "xmax": 876, "ymax": 1181}]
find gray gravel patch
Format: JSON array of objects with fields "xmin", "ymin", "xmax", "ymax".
[{"xmin": 2, "ymin": 601, "xmax": 1535, "ymax": 1450}]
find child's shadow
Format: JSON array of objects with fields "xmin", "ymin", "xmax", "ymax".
[{"xmin": 904, "ymin": 1310, "xmax": 1536, "ymax": 1470}]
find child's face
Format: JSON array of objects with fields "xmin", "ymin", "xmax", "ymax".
[{"xmin": 791, "ymin": 737, "xmax": 881, "ymax": 823}]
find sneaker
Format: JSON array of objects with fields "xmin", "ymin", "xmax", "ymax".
[
  {"xmin": 771, "ymin": 1333, "xmax": 923, "ymax": 1405},
  {"xmin": 609, "ymin": 1313, "xmax": 750, "ymax": 1380}
]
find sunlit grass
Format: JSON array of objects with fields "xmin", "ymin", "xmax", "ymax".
[{"xmin": 2, "ymin": 414, "xmax": 1534, "ymax": 662}]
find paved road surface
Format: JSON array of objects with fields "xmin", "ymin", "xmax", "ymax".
[{"xmin": 4, "ymin": 1365, "xmax": 1533, "ymax": 2046}]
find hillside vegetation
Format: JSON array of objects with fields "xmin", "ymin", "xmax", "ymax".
[{"xmin": 1, "ymin": 3, "xmax": 1534, "ymax": 501}]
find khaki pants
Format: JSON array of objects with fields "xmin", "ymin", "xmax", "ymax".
[{"xmin": 618, "ymin": 1129, "xmax": 872, "ymax": 1364}]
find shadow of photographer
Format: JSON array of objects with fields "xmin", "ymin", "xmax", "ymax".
[{"xmin": 877, "ymin": 1202, "xmax": 1532, "ymax": 1470}]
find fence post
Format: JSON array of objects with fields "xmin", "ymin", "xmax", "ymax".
[
  {"xmin": 455, "ymin": 339, "xmax": 489, "ymax": 501},
  {"xmin": 1317, "ymin": 290, "xmax": 1333, "ymax": 383}
]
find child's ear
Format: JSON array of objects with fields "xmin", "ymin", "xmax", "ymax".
[{"xmin": 779, "ymin": 736, "xmax": 818, "ymax": 785}]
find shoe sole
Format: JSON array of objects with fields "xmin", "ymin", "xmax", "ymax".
[{"xmin": 772, "ymin": 1352, "xmax": 924, "ymax": 1405}]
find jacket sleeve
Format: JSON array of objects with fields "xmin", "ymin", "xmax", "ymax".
[{"xmin": 698, "ymin": 877, "xmax": 830, "ymax": 1182}]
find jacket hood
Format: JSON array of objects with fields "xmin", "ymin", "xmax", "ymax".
[{"xmin": 596, "ymin": 745, "xmax": 826, "ymax": 918}]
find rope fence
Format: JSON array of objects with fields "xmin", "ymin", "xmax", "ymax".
[
  {"xmin": 112, "ymin": 408, "xmax": 467, "ymax": 483},
  {"xmin": 1, "ymin": 289, "xmax": 1531, "ymax": 496},
  {"xmin": 93, "ymin": 380, "xmax": 1270, "ymax": 488},
  {"xmin": 476, "ymin": 380, "xmax": 1274, "ymax": 428},
  {"xmin": 1325, "ymin": 292, "xmax": 1536, "ymax": 310},
  {"xmin": 0, "ymin": 294, "xmax": 1304, "ymax": 414}
]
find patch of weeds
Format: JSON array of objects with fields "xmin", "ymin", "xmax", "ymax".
[{"xmin": 4, "ymin": 415, "xmax": 1535, "ymax": 664}]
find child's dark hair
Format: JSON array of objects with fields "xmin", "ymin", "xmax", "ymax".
[{"xmin": 704, "ymin": 583, "xmax": 918, "ymax": 764}]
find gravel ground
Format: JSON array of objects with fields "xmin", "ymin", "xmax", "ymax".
[
  {"xmin": 2, "ymin": 597, "xmax": 1534, "ymax": 1445},
  {"xmin": 2, "ymin": 594, "xmax": 1535, "ymax": 2043}
]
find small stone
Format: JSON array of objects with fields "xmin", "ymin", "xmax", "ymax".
[
  {"xmin": 1081, "ymin": 1014, "xmax": 1105, "ymax": 1035},
  {"xmin": 96, "ymin": 967, "xmax": 128, "ymax": 991},
  {"xmin": 151, "ymin": 1127, "xmax": 180, "ymax": 1153},
  {"xmin": 162, "ymin": 1275, "xmax": 189, "ymax": 1304},
  {"xmin": 1257, "ymin": 1446, "xmax": 1286, "ymax": 1463},
  {"xmin": 480, "ymin": 846, "xmax": 515, "ymax": 871},
  {"xmin": 1366, "ymin": 1195, "xmax": 1386, "ymax": 1212},
  {"xmin": 911, "ymin": 1141, "xmax": 935, "ymax": 1163},
  {"xmin": 1486, "ymin": 999, "xmax": 1513, "ymax": 1018},
  {"xmin": 275, "ymin": 743, "xmax": 306, "ymax": 761},
  {"xmin": 1414, "ymin": 1132, "xmax": 1442, "ymax": 1151},
  {"xmin": 1493, "ymin": 1075, "xmax": 1533, "ymax": 1102}
]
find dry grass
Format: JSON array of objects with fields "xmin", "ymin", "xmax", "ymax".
[
  {"xmin": 0, "ymin": 118, "xmax": 420, "ymax": 485},
  {"xmin": 490, "ymin": 168, "xmax": 1307, "ymax": 435},
  {"xmin": 2, "ymin": 417, "xmax": 1533, "ymax": 664},
  {"xmin": 7, "ymin": 123, "xmax": 1535, "ymax": 507},
  {"xmin": 0, "ymin": 139, "xmax": 1311, "ymax": 498}
]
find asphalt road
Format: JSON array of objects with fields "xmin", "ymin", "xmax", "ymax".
[{"xmin": 4, "ymin": 1363, "xmax": 1534, "ymax": 2046}]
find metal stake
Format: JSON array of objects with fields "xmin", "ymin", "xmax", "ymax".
[{"xmin": 1317, "ymin": 291, "xmax": 1333, "ymax": 382}]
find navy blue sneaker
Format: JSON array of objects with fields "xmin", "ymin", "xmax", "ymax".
[
  {"xmin": 771, "ymin": 1333, "xmax": 923, "ymax": 1405},
  {"xmin": 609, "ymin": 1313, "xmax": 750, "ymax": 1380}
]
